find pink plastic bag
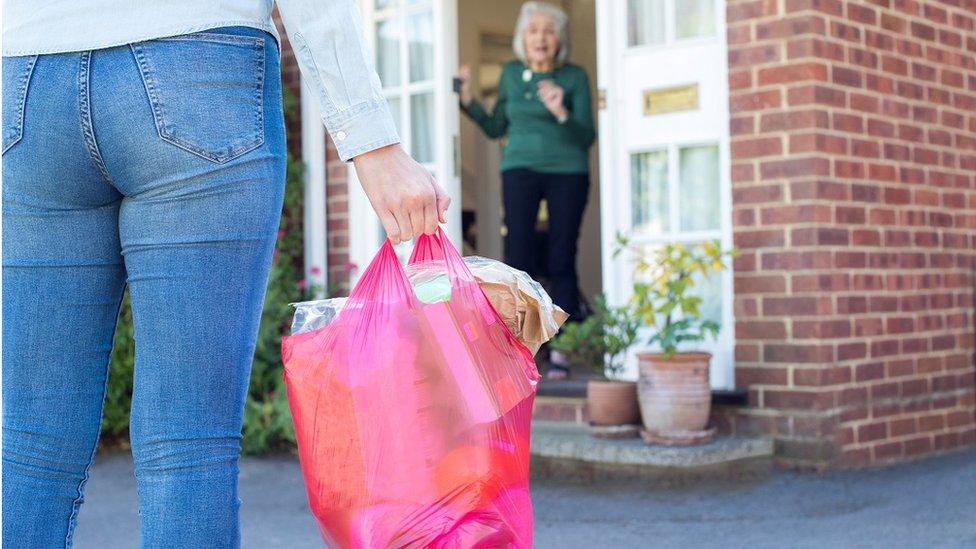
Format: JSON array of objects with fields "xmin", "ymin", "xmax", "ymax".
[{"xmin": 281, "ymin": 228, "xmax": 539, "ymax": 548}]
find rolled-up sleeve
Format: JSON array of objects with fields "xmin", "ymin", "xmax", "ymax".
[{"xmin": 276, "ymin": 0, "xmax": 400, "ymax": 161}]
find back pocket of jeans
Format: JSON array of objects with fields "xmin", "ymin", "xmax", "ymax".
[
  {"xmin": 2, "ymin": 55, "xmax": 38, "ymax": 155},
  {"xmin": 130, "ymin": 32, "xmax": 265, "ymax": 163}
]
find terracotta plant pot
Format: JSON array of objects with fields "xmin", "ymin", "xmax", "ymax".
[
  {"xmin": 636, "ymin": 352, "xmax": 712, "ymax": 434},
  {"xmin": 586, "ymin": 379, "xmax": 640, "ymax": 426}
]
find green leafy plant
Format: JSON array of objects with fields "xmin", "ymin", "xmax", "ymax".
[
  {"xmin": 549, "ymin": 294, "xmax": 639, "ymax": 379},
  {"xmin": 100, "ymin": 292, "xmax": 135, "ymax": 448},
  {"xmin": 615, "ymin": 234, "xmax": 735, "ymax": 358}
]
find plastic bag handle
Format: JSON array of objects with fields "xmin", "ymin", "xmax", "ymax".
[
  {"xmin": 409, "ymin": 227, "xmax": 476, "ymax": 283},
  {"xmin": 346, "ymin": 239, "xmax": 419, "ymax": 306}
]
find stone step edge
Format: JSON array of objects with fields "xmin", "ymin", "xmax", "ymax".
[{"xmin": 529, "ymin": 421, "xmax": 774, "ymax": 469}]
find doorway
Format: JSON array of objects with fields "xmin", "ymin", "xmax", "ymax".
[{"xmin": 455, "ymin": 0, "xmax": 604, "ymax": 303}]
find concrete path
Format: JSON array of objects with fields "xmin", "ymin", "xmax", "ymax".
[{"xmin": 73, "ymin": 446, "xmax": 976, "ymax": 548}]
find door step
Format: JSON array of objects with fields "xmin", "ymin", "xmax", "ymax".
[{"xmin": 530, "ymin": 421, "xmax": 774, "ymax": 484}]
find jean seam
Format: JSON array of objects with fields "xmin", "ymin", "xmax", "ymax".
[
  {"xmin": 128, "ymin": 41, "xmax": 265, "ymax": 164},
  {"xmin": 63, "ymin": 288, "xmax": 126, "ymax": 548},
  {"xmin": 2, "ymin": 54, "xmax": 37, "ymax": 154},
  {"xmin": 77, "ymin": 51, "xmax": 115, "ymax": 186},
  {"xmin": 157, "ymin": 33, "xmax": 264, "ymax": 48}
]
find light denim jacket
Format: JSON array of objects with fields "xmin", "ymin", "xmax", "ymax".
[{"xmin": 2, "ymin": 0, "xmax": 399, "ymax": 161}]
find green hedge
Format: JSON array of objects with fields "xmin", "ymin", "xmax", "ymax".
[{"xmin": 100, "ymin": 89, "xmax": 309, "ymax": 455}]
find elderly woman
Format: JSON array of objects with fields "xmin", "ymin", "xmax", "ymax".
[{"xmin": 458, "ymin": 1, "xmax": 595, "ymax": 379}]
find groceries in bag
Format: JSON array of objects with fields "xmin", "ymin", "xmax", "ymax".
[{"xmin": 282, "ymin": 229, "xmax": 561, "ymax": 547}]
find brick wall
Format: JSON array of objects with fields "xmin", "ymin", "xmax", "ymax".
[
  {"xmin": 727, "ymin": 0, "xmax": 976, "ymax": 468},
  {"xmin": 326, "ymin": 141, "xmax": 353, "ymax": 294}
]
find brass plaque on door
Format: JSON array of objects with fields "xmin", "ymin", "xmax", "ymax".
[{"xmin": 643, "ymin": 84, "xmax": 699, "ymax": 116}]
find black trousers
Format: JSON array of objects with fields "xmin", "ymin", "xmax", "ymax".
[{"xmin": 502, "ymin": 167, "xmax": 590, "ymax": 322}]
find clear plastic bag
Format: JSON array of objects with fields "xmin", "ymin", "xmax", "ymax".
[
  {"xmin": 281, "ymin": 229, "xmax": 540, "ymax": 548},
  {"xmin": 291, "ymin": 255, "xmax": 567, "ymax": 354}
]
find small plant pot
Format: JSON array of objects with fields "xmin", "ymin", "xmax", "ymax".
[
  {"xmin": 636, "ymin": 352, "xmax": 712, "ymax": 440},
  {"xmin": 586, "ymin": 379, "xmax": 640, "ymax": 427}
]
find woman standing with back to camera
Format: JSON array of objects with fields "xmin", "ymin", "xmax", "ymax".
[
  {"xmin": 2, "ymin": 0, "xmax": 449, "ymax": 546},
  {"xmin": 458, "ymin": 1, "xmax": 596, "ymax": 380}
]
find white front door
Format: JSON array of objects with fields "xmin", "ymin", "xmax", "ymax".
[
  {"xmin": 348, "ymin": 0, "xmax": 460, "ymax": 275},
  {"xmin": 597, "ymin": 0, "xmax": 734, "ymax": 388}
]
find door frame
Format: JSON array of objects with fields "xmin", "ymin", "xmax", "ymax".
[{"xmin": 301, "ymin": 74, "xmax": 329, "ymax": 298}]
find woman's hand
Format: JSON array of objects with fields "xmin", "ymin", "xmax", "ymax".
[
  {"xmin": 458, "ymin": 64, "xmax": 473, "ymax": 107},
  {"xmin": 352, "ymin": 144, "xmax": 451, "ymax": 245},
  {"xmin": 537, "ymin": 79, "xmax": 567, "ymax": 120}
]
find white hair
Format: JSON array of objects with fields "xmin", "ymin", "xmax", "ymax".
[{"xmin": 512, "ymin": 2, "xmax": 571, "ymax": 66}]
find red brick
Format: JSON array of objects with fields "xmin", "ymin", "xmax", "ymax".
[
  {"xmin": 736, "ymin": 365, "xmax": 790, "ymax": 385},
  {"xmin": 735, "ymin": 274, "xmax": 788, "ymax": 293},
  {"xmin": 764, "ymin": 344, "xmax": 835, "ymax": 363},
  {"xmin": 758, "ymin": 63, "xmax": 829, "ymax": 85},
  {"xmin": 858, "ymin": 422, "xmax": 888, "ymax": 443},
  {"xmin": 732, "ymin": 137, "xmax": 784, "ymax": 159},
  {"xmin": 763, "ymin": 296, "xmax": 833, "ymax": 316},
  {"xmin": 756, "ymin": 15, "xmax": 827, "ymax": 41}
]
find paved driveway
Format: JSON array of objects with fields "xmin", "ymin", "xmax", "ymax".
[{"xmin": 73, "ymin": 446, "xmax": 976, "ymax": 548}]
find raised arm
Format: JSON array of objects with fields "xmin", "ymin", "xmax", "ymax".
[{"xmin": 458, "ymin": 64, "xmax": 509, "ymax": 139}]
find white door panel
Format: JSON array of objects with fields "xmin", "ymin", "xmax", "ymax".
[{"xmin": 598, "ymin": 0, "xmax": 734, "ymax": 389}]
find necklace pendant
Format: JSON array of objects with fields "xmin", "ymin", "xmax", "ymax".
[
  {"xmin": 524, "ymin": 91, "xmax": 533, "ymax": 99},
  {"xmin": 522, "ymin": 69, "xmax": 532, "ymax": 82}
]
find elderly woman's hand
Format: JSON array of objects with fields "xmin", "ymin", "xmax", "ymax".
[
  {"xmin": 458, "ymin": 64, "xmax": 474, "ymax": 107},
  {"xmin": 352, "ymin": 144, "xmax": 451, "ymax": 245},
  {"xmin": 537, "ymin": 79, "xmax": 567, "ymax": 120}
]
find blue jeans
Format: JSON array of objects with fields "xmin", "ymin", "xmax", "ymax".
[
  {"xmin": 501, "ymin": 168, "xmax": 590, "ymax": 323},
  {"xmin": 2, "ymin": 26, "xmax": 286, "ymax": 547}
]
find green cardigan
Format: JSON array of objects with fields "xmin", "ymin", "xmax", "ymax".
[{"xmin": 461, "ymin": 60, "xmax": 595, "ymax": 174}]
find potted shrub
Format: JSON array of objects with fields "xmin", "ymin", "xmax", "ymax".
[
  {"xmin": 549, "ymin": 295, "xmax": 641, "ymax": 435},
  {"xmin": 618, "ymin": 238, "xmax": 735, "ymax": 445}
]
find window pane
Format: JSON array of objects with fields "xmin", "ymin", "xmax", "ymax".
[
  {"xmin": 630, "ymin": 150, "xmax": 668, "ymax": 235},
  {"xmin": 375, "ymin": 18, "xmax": 400, "ymax": 87},
  {"xmin": 408, "ymin": 11, "xmax": 434, "ymax": 83},
  {"xmin": 627, "ymin": 0, "xmax": 665, "ymax": 47},
  {"xmin": 679, "ymin": 145, "xmax": 719, "ymax": 232},
  {"xmin": 410, "ymin": 92, "xmax": 434, "ymax": 163},
  {"xmin": 387, "ymin": 95, "xmax": 402, "ymax": 136},
  {"xmin": 676, "ymin": 0, "xmax": 717, "ymax": 39},
  {"xmin": 692, "ymin": 265, "xmax": 723, "ymax": 324}
]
